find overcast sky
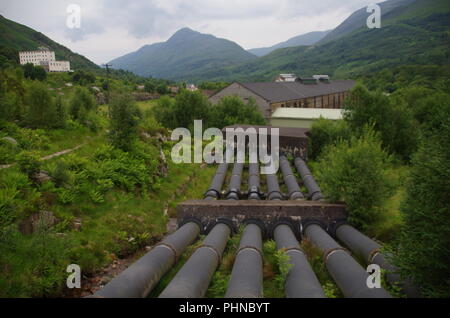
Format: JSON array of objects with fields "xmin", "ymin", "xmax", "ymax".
[{"xmin": 1, "ymin": 0, "xmax": 381, "ymax": 65}]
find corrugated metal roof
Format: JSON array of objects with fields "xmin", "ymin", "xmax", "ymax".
[
  {"xmin": 271, "ymin": 108, "xmax": 344, "ymax": 120},
  {"xmin": 239, "ymin": 80, "xmax": 355, "ymax": 103}
]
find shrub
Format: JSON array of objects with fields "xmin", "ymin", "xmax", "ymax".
[
  {"xmin": 316, "ymin": 128, "xmax": 394, "ymax": 230},
  {"xmin": 22, "ymin": 63, "xmax": 46, "ymax": 81},
  {"xmin": 109, "ymin": 93, "xmax": 140, "ymax": 151},
  {"xmin": 344, "ymin": 84, "xmax": 418, "ymax": 161},
  {"xmin": 153, "ymin": 90, "xmax": 210, "ymax": 131},
  {"xmin": 16, "ymin": 151, "xmax": 41, "ymax": 178},
  {"xmin": 209, "ymin": 96, "xmax": 266, "ymax": 129},
  {"xmin": 24, "ymin": 81, "xmax": 55, "ymax": 129},
  {"xmin": 392, "ymin": 119, "xmax": 450, "ymax": 298},
  {"xmin": 308, "ymin": 118, "xmax": 351, "ymax": 160},
  {"xmin": 69, "ymin": 87, "xmax": 97, "ymax": 122}
]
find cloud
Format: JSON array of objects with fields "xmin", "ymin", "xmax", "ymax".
[{"xmin": 0, "ymin": 0, "xmax": 383, "ymax": 64}]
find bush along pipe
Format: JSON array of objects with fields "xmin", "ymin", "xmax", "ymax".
[
  {"xmin": 92, "ymin": 222, "xmax": 201, "ymax": 298},
  {"xmin": 335, "ymin": 223, "xmax": 421, "ymax": 298},
  {"xmin": 248, "ymin": 163, "xmax": 261, "ymax": 200},
  {"xmin": 294, "ymin": 157, "xmax": 324, "ymax": 201},
  {"xmin": 304, "ymin": 223, "xmax": 392, "ymax": 298},
  {"xmin": 158, "ymin": 222, "xmax": 231, "ymax": 298},
  {"xmin": 225, "ymin": 223, "xmax": 264, "ymax": 298},
  {"xmin": 226, "ymin": 163, "xmax": 244, "ymax": 200},
  {"xmin": 266, "ymin": 174, "xmax": 283, "ymax": 201},
  {"xmin": 204, "ymin": 163, "xmax": 229, "ymax": 200},
  {"xmin": 274, "ymin": 224, "xmax": 325, "ymax": 298},
  {"xmin": 280, "ymin": 155, "xmax": 304, "ymax": 200}
]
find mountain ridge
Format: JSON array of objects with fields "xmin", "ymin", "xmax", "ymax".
[
  {"xmin": 109, "ymin": 27, "xmax": 257, "ymax": 81},
  {"xmin": 248, "ymin": 30, "xmax": 331, "ymax": 57},
  {"xmin": 0, "ymin": 14, "xmax": 99, "ymax": 70}
]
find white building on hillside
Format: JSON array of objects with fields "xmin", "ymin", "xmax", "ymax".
[{"xmin": 19, "ymin": 47, "xmax": 71, "ymax": 72}]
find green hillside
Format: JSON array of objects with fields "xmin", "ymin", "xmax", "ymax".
[
  {"xmin": 192, "ymin": 0, "xmax": 450, "ymax": 82},
  {"xmin": 109, "ymin": 28, "xmax": 257, "ymax": 81},
  {"xmin": 0, "ymin": 15, "xmax": 99, "ymax": 70},
  {"xmin": 248, "ymin": 30, "xmax": 331, "ymax": 57}
]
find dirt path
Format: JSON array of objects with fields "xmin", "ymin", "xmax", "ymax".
[{"xmin": 0, "ymin": 143, "xmax": 86, "ymax": 170}]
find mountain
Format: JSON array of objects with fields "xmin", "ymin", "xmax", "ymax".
[
  {"xmin": 0, "ymin": 15, "xmax": 99, "ymax": 70},
  {"xmin": 191, "ymin": 0, "xmax": 450, "ymax": 82},
  {"xmin": 319, "ymin": 0, "xmax": 417, "ymax": 44},
  {"xmin": 248, "ymin": 30, "xmax": 331, "ymax": 57},
  {"xmin": 109, "ymin": 28, "xmax": 257, "ymax": 80}
]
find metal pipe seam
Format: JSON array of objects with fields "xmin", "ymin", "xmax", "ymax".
[
  {"xmin": 270, "ymin": 219, "xmax": 302, "ymax": 240},
  {"xmin": 194, "ymin": 244, "xmax": 223, "ymax": 264},
  {"xmin": 205, "ymin": 218, "xmax": 236, "ymax": 236},
  {"xmin": 236, "ymin": 245, "xmax": 263, "ymax": 259},
  {"xmin": 323, "ymin": 247, "xmax": 350, "ymax": 264},
  {"xmin": 179, "ymin": 217, "xmax": 205, "ymax": 235}
]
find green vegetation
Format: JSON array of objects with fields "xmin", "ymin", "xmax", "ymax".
[
  {"xmin": 344, "ymin": 84, "xmax": 417, "ymax": 161},
  {"xmin": 309, "ymin": 55, "xmax": 450, "ymax": 296},
  {"xmin": 0, "ymin": 15, "xmax": 98, "ymax": 70},
  {"xmin": 189, "ymin": 0, "xmax": 449, "ymax": 82},
  {"xmin": 153, "ymin": 91, "xmax": 266, "ymax": 131},
  {"xmin": 316, "ymin": 129, "xmax": 394, "ymax": 231},
  {"xmin": 390, "ymin": 110, "xmax": 450, "ymax": 298}
]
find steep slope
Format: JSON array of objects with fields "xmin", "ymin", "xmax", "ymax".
[
  {"xmin": 318, "ymin": 0, "xmax": 417, "ymax": 44},
  {"xmin": 110, "ymin": 28, "xmax": 257, "ymax": 80},
  {"xmin": 0, "ymin": 15, "xmax": 99, "ymax": 70},
  {"xmin": 194, "ymin": 0, "xmax": 449, "ymax": 82},
  {"xmin": 248, "ymin": 30, "xmax": 331, "ymax": 57}
]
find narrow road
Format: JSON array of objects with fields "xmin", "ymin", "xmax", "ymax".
[{"xmin": 0, "ymin": 143, "xmax": 86, "ymax": 170}]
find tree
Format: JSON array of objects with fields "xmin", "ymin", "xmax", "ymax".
[
  {"xmin": 144, "ymin": 81, "xmax": 156, "ymax": 93},
  {"xmin": 316, "ymin": 128, "xmax": 394, "ymax": 230},
  {"xmin": 69, "ymin": 87, "xmax": 96, "ymax": 122},
  {"xmin": 22, "ymin": 63, "xmax": 46, "ymax": 81},
  {"xmin": 25, "ymin": 81, "xmax": 55, "ymax": 128},
  {"xmin": 52, "ymin": 95, "xmax": 67, "ymax": 128},
  {"xmin": 156, "ymin": 84, "xmax": 168, "ymax": 95},
  {"xmin": 392, "ymin": 118, "xmax": 450, "ymax": 297},
  {"xmin": 308, "ymin": 118, "xmax": 351, "ymax": 160},
  {"xmin": 344, "ymin": 84, "xmax": 418, "ymax": 161},
  {"xmin": 209, "ymin": 96, "xmax": 266, "ymax": 129},
  {"xmin": 109, "ymin": 93, "xmax": 140, "ymax": 151},
  {"xmin": 153, "ymin": 90, "xmax": 210, "ymax": 131}
]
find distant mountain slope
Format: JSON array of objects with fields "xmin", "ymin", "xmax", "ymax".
[
  {"xmin": 248, "ymin": 30, "xmax": 331, "ymax": 57},
  {"xmin": 109, "ymin": 28, "xmax": 257, "ymax": 81},
  {"xmin": 192, "ymin": 0, "xmax": 449, "ymax": 83},
  {"xmin": 0, "ymin": 15, "xmax": 99, "ymax": 70},
  {"xmin": 318, "ymin": 0, "xmax": 417, "ymax": 44}
]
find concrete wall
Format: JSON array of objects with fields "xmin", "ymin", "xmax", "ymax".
[{"xmin": 209, "ymin": 83, "xmax": 271, "ymax": 119}]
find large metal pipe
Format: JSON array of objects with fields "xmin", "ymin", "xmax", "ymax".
[
  {"xmin": 226, "ymin": 163, "xmax": 244, "ymax": 200},
  {"xmin": 225, "ymin": 224, "xmax": 264, "ymax": 298},
  {"xmin": 248, "ymin": 163, "xmax": 261, "ymax": 200},
  {"xmin": 266, "ymin": 174, "xmax": 283, "ymax": 201},
  {"xmin": 274, "ymin": 224, "xmax": 325, "ymax": 298},
  {"xmin": 304, "ymin": 224, "xmax": 392, "ymax": 298},
  {"xmin": 159, "ymin": 223, "xmax": 231, "ymax": 298},
  {"xmin": 280, "ymin": 156, "xmax": 304, "ymax": 200},
  {"xmin": 335, "ymin": 224, "xmax": 421, "ymax": 298},
  {"xmin": 92, "ymin": 222, "xmax": 201, "ymax": 298},
  {"xmin": 294, "ymin": 157, "xmax": 324, "ymax": 201},
  {"xmin": 204, "ymin": 163, "xmax": 228, "ymax": 200}
]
